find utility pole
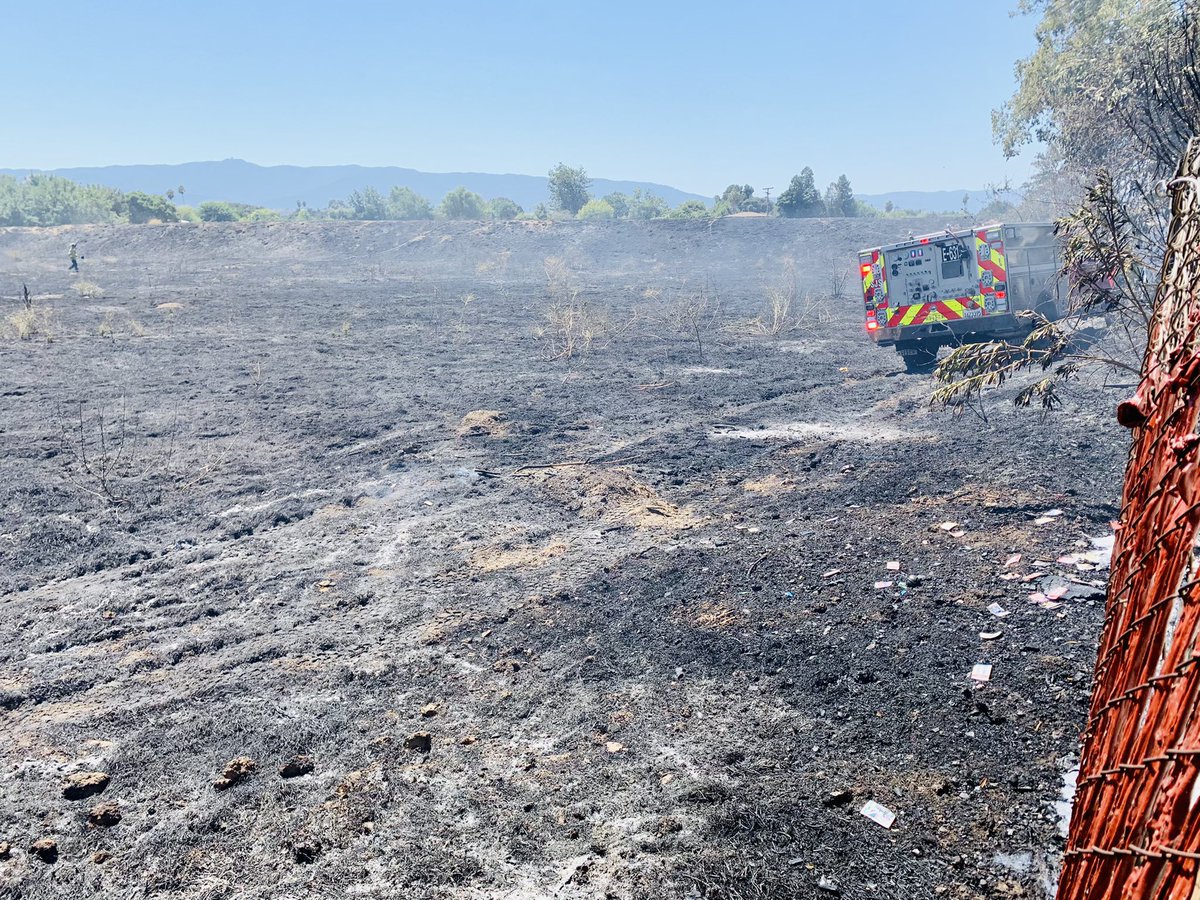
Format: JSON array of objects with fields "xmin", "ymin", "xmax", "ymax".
[{"xmin": 763, "ymin": 187, "xmax": 773, "ymax": 216}]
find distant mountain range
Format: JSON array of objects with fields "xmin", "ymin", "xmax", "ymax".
[
  {"xmin": 0, "ymin": 159, "xmax": 1020, "ymax": 214},
  {"xmin": 0, "ymin": 159, "xmax": 709, "ymax": 212},
  {"xmin": 857, "ymin": 189, "xmax": 1023, "ymax": 214}
]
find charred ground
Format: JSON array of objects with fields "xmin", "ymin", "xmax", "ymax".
[{"xmin": 0, "ymin": 218, "xmax": 1126, "ymax": 899}]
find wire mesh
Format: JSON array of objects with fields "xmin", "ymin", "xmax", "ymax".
[{"xmin": 1058, "ymin": 137, "xmax": 1200, "ymax": 898}]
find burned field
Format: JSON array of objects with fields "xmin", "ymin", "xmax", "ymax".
[{"xmin": 0, "ymin": 219, "xmax": 1127, "ymax": 898}]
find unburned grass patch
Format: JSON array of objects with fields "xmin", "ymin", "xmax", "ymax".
[
  {"xmin": 73, "ymin": 280, "xmax": 104, "ymax": 299},
  {"xmin": 473, "ymin": 539, "xmax": 568, "ymax": 572},
  {"xmin": 535, "ymin": 465, "xmax": 702, "ymax": 530},
  {"xmin": 456, "ymin": 409, "xmax": 509, "ymax": 438}
]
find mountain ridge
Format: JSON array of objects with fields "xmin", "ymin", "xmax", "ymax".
[
  {"xmin": 0, "ymin": 159, "xmax": 708, "ymax": 212},
  {"xmin": 0, "ymin": 159, "xmax": 1015, "ymax": 214}
]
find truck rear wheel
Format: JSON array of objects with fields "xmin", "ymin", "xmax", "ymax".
[{"xmin": 897, "ymin": 342, "xmax": 939, "ymax": 374}]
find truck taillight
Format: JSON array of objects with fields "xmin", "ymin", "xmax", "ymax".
[
  {"xmin": 861, "ymin": 264, "xmax": 871, "ymax": 275},
  {"xmin": 866, "ymin": 320, "xmax": 879, "ymax": 331}
]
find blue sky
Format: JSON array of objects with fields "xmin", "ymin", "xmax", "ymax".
[{"xmin": 4, "ymin": 0, "xmax": 1040, "ymax": 195}]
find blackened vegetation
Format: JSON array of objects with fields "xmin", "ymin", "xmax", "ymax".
[{"xmin": 0, "ymin": 220, "xmax": 1126, "ymax": 898}]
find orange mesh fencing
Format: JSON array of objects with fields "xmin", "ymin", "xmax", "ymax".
[{"xmin": 1058, "ymin": 137, "xmax": 1200, "ymax": 898}]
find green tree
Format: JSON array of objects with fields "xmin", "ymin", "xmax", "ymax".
[
  {"xmin": 628, "ymin": 189, "xmax": 668, "ymax": 220},
  {"xmin": 486, "ymin": 197, "xmax": 523, "ymax": 220},
  {"xmin": 577, "ymin": 198, "xmax": 615, "ymax": 220},
  {"xmin": 198, "ymin": 201, "xmax": 238, "ymax": 222},
  {"xmin": 977, "ymin": 198, "xmax": 1020, "ymax": 221},
  {"xmin": 127, "ymin": 191, "xmax": 179, "ymax": 223},
  {"xmin": 439, "ymin": 186, "xmax": 486, "ymax": 219},
  {"xmin": 719, "ymin": 184, "xmax": 755, "ymax": 211},
  {"xmin": 996, "ymin": 0, "xmax": 1198, "ymax": 184},
  {"xmin": 827, "ymin": 175, "xmax": 856, "ymax": 217},
  {"xmin": 602, "ymin": 192, "xmax": 630, "ymax": 219},
  {"xmin": 667, "ymin": 199, "xmax": 710, "ymax": 219},
  {"xmin": 547, "ymin": 163, "xmax": 591, "ymax": 214},
  {"xmin": 348, "ymin": 186, "xmax": 388, "ymax": 220},
  {"xmin": 776, "ymin": 168, "xmax": 825, "ymax": 218},
  {"xmin": 0, "ymin": 175, "xmax": 125, "ymax": 226},
  {"xmin": 739, "ymin": 195, "xmax": 770, "ymax": 214},
  {"xmin": 388, "ymin": 186, "xmax": 434, "ymax": 219},
  {"xmin": 325, "ymin": 199, "xmax": 352, "ymax": 220}
]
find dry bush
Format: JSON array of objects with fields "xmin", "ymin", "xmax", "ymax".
[
  {"xmin": 538, "ymin": 289, "xmax": 612, "ymax": 360},
  {"xmin": 6, "ymin": 308, "xmax": 55, "ymax": 341},
  {"xmin": 455, "ymin": 292, "xmax": 479, "ymax": 343},
  {"xmin": 829, "ymin": 268, "xmax": 850, "ymax": 300},
  {"xmin": 536, "ymin": 255, "xmax": 626, "ymax": 360},
  {"xmin": 747, "ymin": 259, "xmax": 833, "ymax": 337},
  {"xmin": 654, "ymin": 287, "xmax": 724, "ymax": 360},
  {"xmin": 73, "ymin": 280, "xmax": 103, "ymax": 299},
  {"xmin": 755, "ymin": 290, "xmax": 829, "ymax": 337},
  {"xmin": 97, "ymin": 312, "xmax": 147, "ymax": 339}
]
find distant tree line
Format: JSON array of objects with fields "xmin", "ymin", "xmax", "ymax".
[{"xmin": 1, "ymin": 165, "xmax": 949, "ymax": 227}]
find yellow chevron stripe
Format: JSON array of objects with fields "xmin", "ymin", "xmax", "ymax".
[
  {"xmin": 900, "ymin": 305, "xmax": 924, "ymax": 326},
  {"xmin": 942, "ymin": 299, "xmax": 965, "ymax": 316}
]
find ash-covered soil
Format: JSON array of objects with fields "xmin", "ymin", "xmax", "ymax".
[{"xmin": 0, "ymin": 218, "xmax": 1128, "ymax": 899}]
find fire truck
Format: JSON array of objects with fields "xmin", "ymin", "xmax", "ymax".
[{"xmin": 858, "ymin": 223, "xmax": 1067, "ymax": 373}]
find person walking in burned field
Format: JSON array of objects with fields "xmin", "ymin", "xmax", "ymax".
[{"xmin": 69, "ymin": 242, "xmax": 79, "ymax": 272}]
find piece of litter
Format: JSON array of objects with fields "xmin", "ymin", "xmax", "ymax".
[
  {"xmin": 951, "ymin": 530, "xmax": 966, "ymax": 538},
  {"xmin": 822, "ymin": 569, "xmax": 842, "ymax": 578},
  {"xmin": 999, "ymin": 573, "xmax": 1020, "ymax": 581},
  {"xmin": 860, "ymin": 800, "xmax": 896, "ymax": 829},
  {"xmin": 988, "ymin": 602, "xmax": 1010, "ymax": 618},
  {"xmin": 1046, "ymin": 586, "xmax": 1069, "ymax": 601},
  {"xmin": 1029, "ymin": 592, "xmax": 1048, "ymax": 604},
  {"xmin": 1035, "ymin": 516, "xmax": 1056, "ymax": 526},
  {"xmin": 979, "ymin": 630, "xmax": 1003, "ymax": 640},
  {"xmin": 874, "ymin": 580, "xmax": 894, "ymax": 590},
  {"xmin": 1005, "ymin": 554, "xmax": 1022, "ymax": 567},
  {"xmin": 1090, "ymin": 533, "xmax": 1115, "ymax": 569},
  {"xmin": 605, "ymin": 742, "xmax": 625, "ymax": 754},
  {"xmin": 970, "ymin": 664, "xmax": 993, "ymax": 682},
  {"xmin": 1022, "ymin": 572, "xmax": 1043, "ymax": 582},
  {"xmin": 886, "ymin": 561, "xmax": 901, "ymax": 571},
  {"xmin": 1043, "ymin": 508, "xmax": 1064, "ymax": 518},
  {"xmin": 1058, "ymin": 555, "xmax": 1078, "ymax": 565},
  {"xmin": 939, "ymin": 521, "xmax": 959, "ymax": 532}
]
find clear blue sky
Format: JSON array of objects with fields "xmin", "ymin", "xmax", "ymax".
[{"xmin": 4, "ymin": 0, "xmax": 1040, "ymax": 196}]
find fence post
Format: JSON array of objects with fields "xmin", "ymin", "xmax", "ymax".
[{"xmin": 1057, "ymin": 137, "xmax": 1200, "ymax": 898}]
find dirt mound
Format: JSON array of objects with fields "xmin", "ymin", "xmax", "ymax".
[{"xmin": 536, "ymin": 465, "xmax": 702, "ymax": 530}]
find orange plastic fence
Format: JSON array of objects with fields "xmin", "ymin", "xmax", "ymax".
[{"xmin": 1058, "ymin": 138, "xmax": 1200, "ymax": 898}]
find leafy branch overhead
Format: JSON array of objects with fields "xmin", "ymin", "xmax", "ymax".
[{"xmin": 930, "ymin": 0, "xmax": 1197, "ymax": 416}]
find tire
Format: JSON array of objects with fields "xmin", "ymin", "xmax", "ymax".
[
  {"xmin": 1035, "ymin": 292, "xmax": 1061, "ymax": 323},
  {"xmin": 898, "ymin": 343, "xmax": 939, "ymax": 374}
]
